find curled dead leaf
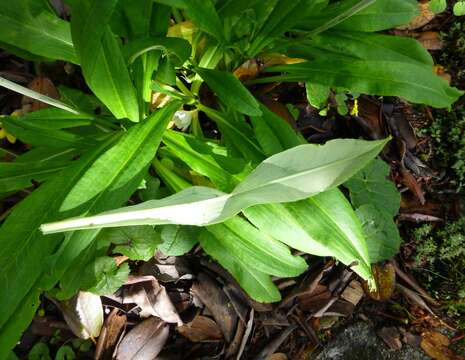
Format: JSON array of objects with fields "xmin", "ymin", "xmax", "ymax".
[
  {"xmin": 178, "ymin": 315, "xmax": 223, "ymax": 342},
  {"xmin": 116, "ymin": 317, "xmax": 169, "ymax": 360}
]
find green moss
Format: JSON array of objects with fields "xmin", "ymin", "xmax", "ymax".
[
  {"xmin": 423, "ymin": 107, "xmax": 465, "ymax": 190},
  {"xmin": 412, "ymin": 218, "xmax": 465, "ymax": 328}
]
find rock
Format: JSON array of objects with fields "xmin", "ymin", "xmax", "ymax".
[{"xmin": 314, "ymin": 322, "xmax": 430, "ymax": 360}]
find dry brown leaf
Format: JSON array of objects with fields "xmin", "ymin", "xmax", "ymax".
[
  {"xmin": 420, "ymin": 331, "xmax": 464, "ymax": 360},
  {"xmin": 415, "ymin": 31, "xmax": 443, "ymax": 50},
  {"xmin": 116, "ymin": 317, "xmax": 169, "ymax": 360},
  {"xmin": 261, "ymin": 53, "xmax": 306, "ymax": 67},
  {"xmin": 340, "ymin": 280, "xmax": 364, "ymax": 307},
  {"xmin": 400, "ymin": 167, "xmax": 426, "ymax": 205},
  {"xmin": 192, "ymin": 273, "xmax": 238, "ymax": 343},
  {"xmin": 114, "ymin": 275, "xmax": 182, "ymax": 325},
  {"xmin": 178, "ymin": 315, "xmax": 223, "ymax": 342},
  {"xmin": 24, "ymin": 76, "xmax": 60, "ymax": 111},
  {"xmin": 234, "ymin": 60, "xmax": 260, "ymax": 81},
  {"xmin": 365, "ymin": 263, "xmax": 396, "ymax": 301},
  {"xmin": 95, "ymin": 309, "xmax": 127, "ymax": 360},
  {"xmin": 397, "ymin": 2, "xmax": 435, "ymax": 31},
  {"xmin": 267, "ymin": 354, "xmax": 288, "ymax": 360}
]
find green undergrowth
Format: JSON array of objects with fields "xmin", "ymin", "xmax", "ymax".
[{"xmin": 412, "ymin": 218, "xmax": 465, "ymax": 329}]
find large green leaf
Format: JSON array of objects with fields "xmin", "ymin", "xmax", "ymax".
[
  {"xmin": 0, "ymin": 161, "xmax": 69, "ymax": 193},
  {"xmin": 345, "ymin": 159, "xmax": 400, "ymax": 217},
  {"xmin": 207, "ymin": 217, "xmax": 307, "ymax": 277},
  {"xmin": 356, "ymin": 204, "xmax": 401, "ymax": 263},
  {"xmin": 200, "ymin": 230, "xmax": 281, "ymax": 303},
  {"xmin": 247, "ymin": 0, "xmax": 325, "ymax": 56},
  {"xmin": 41, "ymin": 137, "xmax": 388, "ymax": 232},
  {"xmin": 162, "ymin": 130, "xmax": 250, "ymax": 191},
  {"xmin": 198, "ymin": 106, "xmax": 264, "ymax": 164},
  {"xmin": 0, "ymin": 1, "xmax": 77, "ymax": 63},
  {"xmin": 0, "ymin": 137, "xmax": 118, "ymax": 358},
  {"xmin": 184, "ymin": 0, "xmax": 225, "ymax": 42},
  {"xmin": 45, "ymin": 101, "xmax": 181, "ymax": 292},
  {"xmin": 2, "ymin": 116, "xmax": 97, "ymax": 149},
  {"xmin": 196, "ymin": 68, "xmax": 262, "ymax": 116},
  {"xmin": 264, "ymin": 59, "xmax": 462, "ymax": 109},
  {"xmin": 243, "ymin": 190, "xmax": 371, "ymax": 281},
  {"xmin": 70, "ymin": 0, "xmax": 139, "ymax": 122},
  {"xmin": 299, "ymin": 0, "xmax": 417, "ymax": 33},
  {"xmin": 60, "ymin": 102, "xmax": 180, "ymax": 211}
]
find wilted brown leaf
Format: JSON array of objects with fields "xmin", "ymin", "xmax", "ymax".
[
  {"xmin": 415, "ymin": 31, "xmax": 443, "ymax": 50},
  {"xmin": 116, "ymin": 317, "xmax": 169, "ymax": 360},
  {"xmin": 192, "ymin": 273, "xmax": 238, "ymax": 343},
  {"xmin": 24, "ymin": 76, "xmax": 60, "ymax": 111},
  {"xmin": 420, "ymin": 331, "xmax": 464, "ymax": 360},
  {"xmin": 267, "ymin": 354, "xmax": 288, "ymax": 360},
  {"xmin": 178, "ymin": 315, "xmax": 223, "ymax": 342},
  {"xmin": 95, "ymin": 309, "xmax": 127, "ymax": 360},
  {"xmin": 111, "ymin": 275, "xmax": 182, "ymax": 325}
]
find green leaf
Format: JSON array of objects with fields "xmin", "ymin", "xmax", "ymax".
[
  {"xmin": 199, "ymin": 106, "xmax": 264, "ymax": 164},
  {"xmin": 356, "ymin": 204, "xmax": 401, "ymax": 263},
  {"xmin": 429, "ymin": 0, "xmax": 447, "ymax": 13},
  {"xmin": 248, "ymin": 0, "xmax": 322, "ymax": 56},
  {"xmin": 2, "ymin": 116, "xmax": 97, "ymax": 149},
  {"xmin": 345, "ymin": 159, "xmax": 400, "ymax": 217},
  {"xmin": 243, "ymin": 188, "xmax": 372, "ymax": 281},
  {"xmin": 0, "ymin": 161, "xmax": 69, "ymax": 193},
  {"xmin": 0, "ymin": 137, "xmax": 117, "ymax": 358},
  {"xmin": 70, "ymin": 0, "xmax": 139, "ymax": 121},
  {"xmin": 159, "ymin": 225, "xmax": 200, "ymax": 256},
  {"xmin": 45, "ymin": 102, "xmax": 181, "ymax": 296},
  {"xmin": 0, "ymin": 1, "xmax": 77, "ymax": 63},
  {"xmin": 300, "ymin": 0, "xmax": 418, "ymax": 32},
  {"xmin": 82, "ymin": 257, "xmax": 130, "ymax": 295},
  {"xmin": 100, "ymin": 226, "xmax": 161, "ymax": 261},
  {"xmin": 41, "ymin": 137, "xmax": 388, "ymax": 232},
  {"xmin": 16, "ymin": 108, "xmax": 94, "ymax": 129},
  {"xmin": 184, "ymin": 0, "xmax": 225, "ymax": 42},
  {"xmin": 196, "ymin": 68, "xmax": 262, "ymax": 116},
  {"xmin": 200, "ymin": 230, "xmax": 281, "ymax": 303},
  {"xmin": 306, "ymin": 83, "xmax": 330, "ymax": 110},
  {"xmin": 60, "ymin": 101, "xmax": 180, "ymax": 211},
  {"xmin": 265, "ymin": 59, "xmax": 462, "ymax": 109},
  {"xmin": 55, "ymin": 345, "xmax": 76, "ymax": 360},
  {"xmin": 207, "ymin": 217, "xmax": 307, "ymax": 277},
  {"xmin": 123, "ymin": 36, "xmax": 192, "ymax": 65},
  {"xmin": 162, "ymin": 130, "xmax": 250, "ymax": 191},
  {"xmin": 454, "ymin": 1, "xmax": 465, "ymax": 16},
  {"xmin": 28, "ymin": 342, "xmax": 51, "ymax": 360}
]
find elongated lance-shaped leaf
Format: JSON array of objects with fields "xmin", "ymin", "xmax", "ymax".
[
  {"xmin": 0, "ymin": 0, "xmax": 77, "ymax": 63},
  {"xmin": 44, "ymin": 101, "xmax": 181, "ymax": 289},
  {"xmin": 70, "ymin": 0, "xmax": 139, "ymax": 122},
  {"xmin": 41, "ymin": 137, "xmax": 388, "ymax": 233}
]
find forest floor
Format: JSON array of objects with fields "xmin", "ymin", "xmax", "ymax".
[{"xmin": 2, "ymin": 3, "xmax": 465, "ymax": 360}]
